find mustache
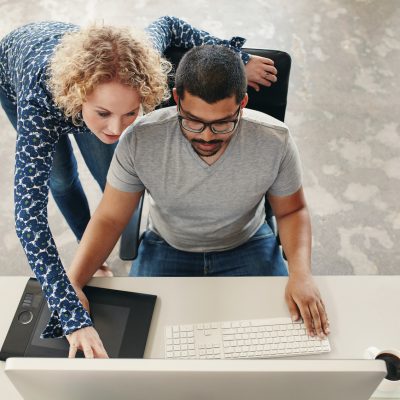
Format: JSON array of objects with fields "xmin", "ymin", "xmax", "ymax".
[{"xmin": 191, "ymin": 139, "xmax": 223, "ymax": 145}]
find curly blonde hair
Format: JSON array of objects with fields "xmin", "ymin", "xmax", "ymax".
[{"xmin": 48, "ymin": 24, "xmax": 172, "ymax": 124}]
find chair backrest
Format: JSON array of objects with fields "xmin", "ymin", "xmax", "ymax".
[
  {"xmin": 162, "ymin": 47, "xmax": 291, "ymax": 121},
  {"xmin": 119, "ymin": 47, "xmax": 291, "ymax": 261}
]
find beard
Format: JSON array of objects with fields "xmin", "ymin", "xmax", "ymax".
[{"xmin": 190, "ymin": 138, "xmax": 224, "ymax": 157}]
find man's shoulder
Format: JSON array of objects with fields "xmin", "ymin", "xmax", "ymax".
[
  {"xmin": 120, "ymin": 106, "xmax": 177, "ymax": 146},
  {"xmin": 133, "ymin": 106, "xmax": 177, "ymax": 131},
  {"xmin": 241, "ymin": 108, "xmax": 289, "ymax": 134}
]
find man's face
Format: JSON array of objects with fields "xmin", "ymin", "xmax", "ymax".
[{"xmin": 173, "ymin": 90, "xmax": 248, "ymax": 159}]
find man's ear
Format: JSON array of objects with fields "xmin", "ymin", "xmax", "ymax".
[
  {"xmin": 172, "ymin": 88, "xmax": 179, "ymax": 105},
  {"xmin": 240, "ymin": 93, "xmax": 249, "ymax": 109}
]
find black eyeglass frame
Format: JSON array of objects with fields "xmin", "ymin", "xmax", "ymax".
[{"xmin": 177, "ymin": 100, "xmax": 242, "ymax": 135}]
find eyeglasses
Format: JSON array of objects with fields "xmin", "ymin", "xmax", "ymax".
[{"xmin": 177, "ymin": 100, "xmax": 241, "ymax": 135}]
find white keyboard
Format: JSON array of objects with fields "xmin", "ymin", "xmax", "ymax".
[{"xmin": 165, "ymin": 317, "xmax": 331, "ymax": 360}]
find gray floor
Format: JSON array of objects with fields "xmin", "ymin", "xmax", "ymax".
[{"xmin": 0, "ymin": 0, "xmax": 399, "ymax": 276}]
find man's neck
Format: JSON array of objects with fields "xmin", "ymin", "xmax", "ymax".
[{"xmin": 200, "ymin": 153, "xmax": 220, "ymax": 166}]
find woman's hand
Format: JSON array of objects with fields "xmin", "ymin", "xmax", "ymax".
[
  {"xmin": 66, "ymin": 283, "xmax": 109, "ymax": 358},
  {"xmin": 245, "ymin": 55, "xmax": 278, "ymax": 91},
  {"xmin": 66, "ymin": 325, "xmax": 109, "ymax": 358}
]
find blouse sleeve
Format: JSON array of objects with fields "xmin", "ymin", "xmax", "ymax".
[
  {"xmin": 14, "ymin": 98, "xmax": 93, "ymax": 338},
  {"xmin": 145, "ymin": 15, "xmax": 251, "ymax": 64}
]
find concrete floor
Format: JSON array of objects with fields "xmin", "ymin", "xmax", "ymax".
[{"xmin": 0, "ymin": 0, "xmax": 399, "ymax": 276}]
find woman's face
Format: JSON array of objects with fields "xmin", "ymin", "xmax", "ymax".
[{"xmin": 81, "ymin": 81, "xmax": 142, "ymax": 144}]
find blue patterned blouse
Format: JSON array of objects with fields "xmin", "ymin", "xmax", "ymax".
[{"xmin": 0, "ymin": 16, "xmax": 249, "ymax": 338}]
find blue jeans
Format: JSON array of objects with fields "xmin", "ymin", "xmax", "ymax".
[
  {"xmin": 0, "ymin": 86, "xmax": 116, "ymax": 240},
  {"xmin": 49, "ymin": 133, "xmax": 116, "ymax": 240},
  {"xmin": 130, "ymin": 223, "xmax": 288, "ymax": 277}
]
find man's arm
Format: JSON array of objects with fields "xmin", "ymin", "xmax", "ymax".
[
  {"xmin": 65, "ymin": 184, "xmax": 143, "ymax": 358},
  {"xmin": 268, "ymin": 187, "xmax": 330, "ymax": 338},
  {"xmin": 68, "ymin": 184, "xmax": 143, "ymax": 288}
]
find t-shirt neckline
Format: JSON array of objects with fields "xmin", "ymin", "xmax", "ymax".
[{"xmin": 181, "ymin": 120, "xmax": 242, "ymax": 171}]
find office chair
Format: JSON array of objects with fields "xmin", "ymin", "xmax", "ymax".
[{"xmin": 119, "ymin": 47, "xmax": 291, "ymax": 261}]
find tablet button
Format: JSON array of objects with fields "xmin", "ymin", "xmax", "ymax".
[{"xmin": 18, "ymin": 310, "xmax": 33, "ymax": 325}]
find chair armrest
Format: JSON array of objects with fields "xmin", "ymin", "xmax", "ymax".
[{"xmin": 119, "ymin": 194, "xmax": 144, "ymax": 261}]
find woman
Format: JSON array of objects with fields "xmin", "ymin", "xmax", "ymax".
[{"xmin": 0, "ymin": 16, "xmax": 277, "ymax": 346}]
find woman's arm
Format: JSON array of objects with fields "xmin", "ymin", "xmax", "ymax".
[
  {"xmin": 146, "ymin": 16, "xmax": 250, "ymax": 63},
  {"xmin": 14, "ymin": 100, "xmax": 92, "ymax": 339},
  {"xmin": 146, "ymin": 16, "xmax": 278, "ymax": 88}
]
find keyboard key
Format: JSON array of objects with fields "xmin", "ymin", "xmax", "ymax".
[
  {"xmin": 180, "ymin": 324, "xmax": 194, "ymax": 332},
  {"xmin": 166, "ymin": 327, "xmax": 173, "ymax": 338}
]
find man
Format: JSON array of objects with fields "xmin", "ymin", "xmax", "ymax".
[{"xmin": 67, "ymin": 45, "xmax": 329, "ymax": 358}]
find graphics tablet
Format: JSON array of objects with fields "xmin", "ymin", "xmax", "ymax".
[{"xmin": 0, "ymin": 278, "xmax": 157, "ymax": 359}]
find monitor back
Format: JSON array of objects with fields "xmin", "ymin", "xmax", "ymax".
[{"xmin": 5, "ymin": 358, "xmax": 386, "ymax": 400}]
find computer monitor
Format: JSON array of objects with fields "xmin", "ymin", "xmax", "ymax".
[{"xmin": 5, "ymin": 358, "xmax": 386, "ymax": 400}]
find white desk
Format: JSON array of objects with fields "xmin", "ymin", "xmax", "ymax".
[{"xmin": 1, "ymin": 276, "xmax": 399, "ymax": 399}]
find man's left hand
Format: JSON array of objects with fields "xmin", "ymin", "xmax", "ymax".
[{"xmin": 284, "ymin": 273, "xmax": 330, "ymax": 338}]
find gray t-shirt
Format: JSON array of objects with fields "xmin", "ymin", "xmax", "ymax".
[{"xmin": 108, "ymin": 107, "xmax": 302, "ymax": 252}]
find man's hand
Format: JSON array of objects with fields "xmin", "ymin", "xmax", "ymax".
[
  {"xmin": 284, "ymin": 273, "xmax": 330, "ymax": 338},
  {"xmin": 245, "ymin": 55, "xmax": 278, "ymax": 91},
  {"xmin": 73, "ymin": 284, "xmax": 90, "ymax": 313}
]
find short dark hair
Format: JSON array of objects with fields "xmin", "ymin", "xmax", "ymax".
[{"xmin": 175, "ymin": 45, "xmax": 247, "ymax": 104}]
